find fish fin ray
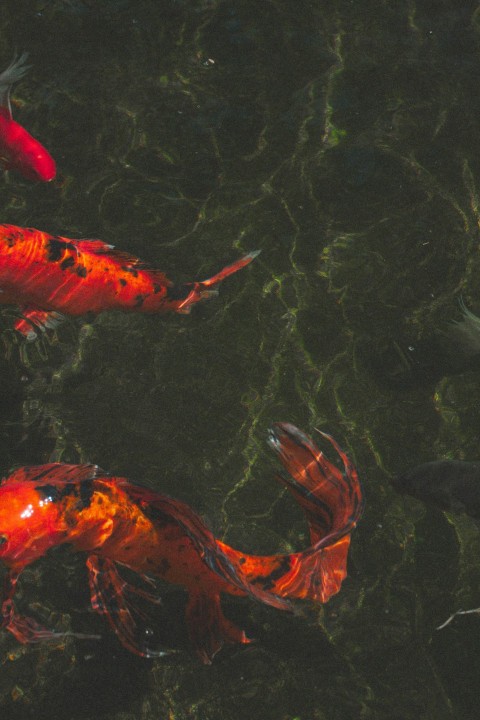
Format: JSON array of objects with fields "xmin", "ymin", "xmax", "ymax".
[
  {"xmin": 173, "ymin": 251, "xmax": 258, "ymax": 313},
  {"xmin": 14, "ymin": 308, "xmax": 66, "ymax": 341},
  {"xmin": 3, "ymin": 606, "xmax": 64, "ymax": 644},
  {"xmin": 74, "ymin": 239, "xmax": 115, "ymax": 253},
  {"xmin": 268, "ymin": 423, "xmax": 363, "ymax": 545},
  {"xmin": 185, "ymin": 591, "xmax": 251, "ymax": 664},
  {"xmin": 210, "ymin": 424, "xmax": 363, "ymax": 607},
  {"xmin": 1, "ymin": 570, "xmax": 98, "ymax": 644},
  {"xmin": 3, "ymin": 463, "xmax": 105, "ymax": 485},
  {"xmin": 86, "ymin": 555, "xmax": 171, "ymax": 658}
]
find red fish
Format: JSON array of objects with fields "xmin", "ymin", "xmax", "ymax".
[
  {"xmin": 0, "ymin": 424, "xmax": 363, "ymax": 663},
  {"xmin": 0, "ymin": 54, "xmax": 56, "ymax": 182},
  {"xmin": 0, "ymin": 224, "xmax": 258, "ymax": 339}
]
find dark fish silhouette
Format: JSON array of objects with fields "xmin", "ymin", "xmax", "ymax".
[{"xmin": 393, "ymin": 460, "xmax": 480, "ymax": 519}]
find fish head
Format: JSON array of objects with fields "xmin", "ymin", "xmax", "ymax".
[{"xmin": 0, "ymin": 482, "xmax": 61, "ymax": 569}]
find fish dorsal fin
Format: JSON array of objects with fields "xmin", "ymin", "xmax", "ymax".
[
  {"xmin": 2, "ymin": 463, "xmax": 105, "ymax": 486},
  {"xmin": 119, "ymin": 481, "xmax": 216, "ymax": 547},
  {"xmin": 72, "ymin": 239, "xmax": 171, "ymax": 283},
  {"xmin": 0, "ymin": 53, "xmax": 30, "ymax": 116}
]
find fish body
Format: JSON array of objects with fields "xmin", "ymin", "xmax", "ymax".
[
  {"xmin": 0, "ymin": 224, "xmax": 258, "ymax": 338},
  {"xmin": 0, "ymin": 54, "xmax": 56, "ymax": 182},
  {"xmin": 393, "ymin": 459, "xmax": 480, "ymax": 519},
  {"xmin": 0, "ymin": 424, "xmax": 363, "ymax": 662}
]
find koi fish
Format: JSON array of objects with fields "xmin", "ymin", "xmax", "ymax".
[
  {"xmin": 0, "ymin": 423, "xmax": 363, "ymax": 663},
  {"xmin": 0, "ymin": 54, "xmax": 56, "ymax": 182},
  {"xmin": 0, "ymin": 224, "xmax": 258, "ymax": 339}
]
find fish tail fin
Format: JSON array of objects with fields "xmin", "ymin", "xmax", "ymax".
[
  {"xmin": 209, "ymin": 424, "xmax": 363, "ymax": 607},
  {"xmin": 185, "ymin": 591, "xmax": 252, "ymax": 664},
  {"xmin": 267, "ymin": 423, "xmax": 363, "ymax": 547},
  {"xmin": 0, "ymin": 53, "xmax": 30, "ymax": 115},
  {"xmin": 174, "ymin": 250, "xmax": 260, "ymax": 314}
]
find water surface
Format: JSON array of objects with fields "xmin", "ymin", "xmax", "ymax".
[{"xmin": 1, "ymin": 1, "xmax": 480, "ymax": 718}]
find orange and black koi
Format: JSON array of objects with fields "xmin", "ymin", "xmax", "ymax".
[
  {"xmin": 0, "ymin": 224, "xmax": 258, "ymax": 339},
  {"xmin": 0, "ymin": 54, "xmax": 56, "ymax": 182},
  {"xmin": 0, "ymin": 424, "xmax": 363, "ymax": 663}
]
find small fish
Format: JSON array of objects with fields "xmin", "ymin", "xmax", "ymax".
[
  {"xmin": 0, "ymin": 224, "xmax": 258, "ymax": 339},
  {"xmin": 0, "ymin": 54, "xmax": 56, "ymax": 182},
  {"xmin": 393, "ymin": 459, "xmax": 480, "ymax": 519},
  {"xmin": 0, "ymin": 423, "xmax": 363, "ymax": 662}
]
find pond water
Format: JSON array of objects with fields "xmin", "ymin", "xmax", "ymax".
[{"xmin": 1, "ymin": 1, "xmax": 480, "ymax": 718}]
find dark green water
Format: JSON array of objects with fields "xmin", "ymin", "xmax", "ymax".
[{"xmin": 1, "ymin": 0, "xmax": 480, "ymax": 718}]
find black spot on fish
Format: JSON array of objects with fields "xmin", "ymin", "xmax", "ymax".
[
  {"xmin": 5, "ymin": 235, "xmax": 16, "ymax": 247},
  {"xmin": 79, "ymin": 479, "xmax": 94, "ymax": 509},
  {"xmin": 103, "ymin": 592, "xmax": 121, "ymax": 614},
  {"xmin": 119, "ymin": 278, "xmax": 127, "ymax": 287},
  {"xmin": 76, "ymin": 266, "xmax": 87, "ymax": 278},
  {"xmin": 47, "ymin": 238, "xmax": 75, "ymax": 262},
  {"xmin": 251, "ymin": 556, "xmax": 292, "ymax": 591},
  {"xmin": 153, "ymin": 283, "xmax": 164, "ymax": 295},
  {"xmin": 166, "ymin": 284, "xmax": 191, "ymax": 301},
  {"xmin": 60, "ymin": 256, "xmax": 75, "ymax": 271},
  {"xmin": 141, "ymin": 504, "xmax": 171, "ymax": 529},
  {"xmin": 156, "ymin": 558, "xmax": 171, "ymax": 575},
  {"xmin": 122, "ymin": 266, "xmax": 139, "ymax": 277},
  {"xmin": 35, "ymin": 484, "xmax": 61, "ymax": 502},
  {"xmin": 134, "ymin": 294, "xmax": 145, "ymax": 308}
]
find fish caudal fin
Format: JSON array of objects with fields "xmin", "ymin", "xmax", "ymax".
[
  {"xmin": 264, "ymin": 423, "xmax": 363, "ymax": 602},
  {"xmin": 210, "ymin": 424, "xmax": 363, "ymax": 608},
  {"xmin": 268, "ymin": 423, "xmax": 363, "ymax": 547},
  {"xmin": 186, "ymin": 591, "xmax": 251, "ymax": 664},
  {"xmin": 174, "ymin": 250, "xmax": 260, "ymax": 314},
  {"xmin": 0, "ymin": 53, "xmax": 30, "ymax": 115}
]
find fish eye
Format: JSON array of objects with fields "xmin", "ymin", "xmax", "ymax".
[{"xmin": 0, "ymin": 535, "xmax": 8, "ymax": 548}]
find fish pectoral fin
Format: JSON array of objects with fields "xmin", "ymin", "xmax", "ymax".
[
  {"xmin": 1, "ymin": 575, "xmax": 97, "ymax": 644},
  {"xmin": 1, "ymin": 608, "xmax": 97, "ymax": 644},
  {"xmin": 14, "ymin": 307, "xmax": 66, "ymax": 340},
  {"xmin": 86, "ymin": 555, "xmax": 171, "ymax": 659},
  {"xmin": 3, "ymin": 603, "xmax": 63, "ymax": 644},
  {"xmin": 185, "ymin": 591, "xmax": 252, "ymax": 665}
]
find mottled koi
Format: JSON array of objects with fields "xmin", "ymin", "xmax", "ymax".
[
  {"xmin": 0, "ymin": 424, "xmax": 362, "ymax": 663},
  {"xmin": 0, "ymin": 224, "xmax": 258, "ymax": 339}
]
